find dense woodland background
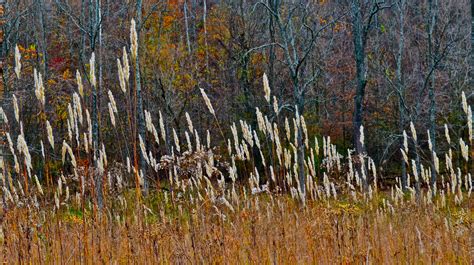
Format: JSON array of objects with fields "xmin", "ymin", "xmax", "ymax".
[{"xmin": 0, "ymin": 0, "xmax": 472, "ymax": 185}]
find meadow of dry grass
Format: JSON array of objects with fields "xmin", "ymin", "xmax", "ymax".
[{"xmin": 1, "ymin": 189, "xmax": 473, "ymax": 264}]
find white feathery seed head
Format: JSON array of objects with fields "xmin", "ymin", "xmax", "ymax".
[
  {"xmin": 6, "ymin": 132, "xmax": 14, "ymax": 154},
  {"xmin": 76, "ymin": 70, "xmax": 84, "ymax": 97},
  {"xmin": 13, "ymin": 154, "xmax": 20, "ymax": 174},
  {"xmin": 444, "ymin": 124, "xmax": 451, "ymax": 145},
  {"xmin": 263, "ymin": 73, "xmax": 271, "ymax": 103},
  {"xmin": 410, "ymin": 121, "xmax": 417, "ymax": 142},
  {"xmin": 108, "ymin": 103, "xmax": 116, "ymax": 127},
  {"xmin": 359, "ymin": 125, "xmax": 365, "ymax": 147},
  {"xmin": 108, "ymin": 90, "xmax": 118, "ymax": 113},
  {"xmin": 83, "ymin": 133, "xmax": 89, "ymax": 154},
  {"xmin": 139, "ymin": 135, "xmax": 150, "ymax": 164},
  {"xmin": 200, "ymin": 88, "xmax": 215, "ymax": 116},
  {"xmin": 73, "ymin": 93, "xmax": 83, "ymax": 124},
  {"xmin": 411, "ymin": 159, "xmax": 418, "ymax": 182},
  {"xmin": 273, "ymin": 96, "xmax": 279, "ymax": 115},
  {"xmin": 468, "ymin": 106, "xmax": 472, "ymax": 143},
  {"xmin": 144, "ymin": 110, "xmax": 153, "ymax": 132},
  {"xmin": 285, "ymin": 117, "xmax": 291, "ymax": 141},
  {"xmin": 295, "ymin": 106, "xmax": 301, "ymax": 128},
  {"xmin": 14, "ymin": 44, "xmax": 21, "ymax": 79},
  {"xmin": 301, "ymin": 116, "xmax": 309, "ymax": 148},
  {"xmin": 122, "ymin": 47, "xmax": 130, "ymax": 83},
  {"xmin": 433, "ymin": 151, "xmax": 439, "ymax": 173},
  {"xmin": 117, "ymin": 58, "xmax": 126, "ymax": 93},
  {"xmin": 67, "ymin": 104, "xmax": 75, "ymax": 133},
  {"xmin": 186, "ymin": 112, "xmax": 194, "ymax": 133},
  {"xmin": 461, "ymin": 91, "xmax": 468, "ymax": 114},
  {"xmin": 17, "ymin": 133, "xmax": 32, "ymax": 176},
  {"xmin": 101, "ymin": 143, "xmax": 108, "ymax": 168},
  {"xmin": 34, "ymin": 175, "xmax": 43, "ymax": 195},
  {"xmin": 401, "ymin": 149, "xmax": 408, "ymax": 164},
  {"xmin": 185, "ymin": 131, "xmax": 192, "ymax": 152},
  {"xmin": 46, "ymin": 120, "xmax": 54, "ymax": 149},
  {"xmin": 207, "ymin": 130, "xmax": 211, "ymax": 149},
  {"xmin": 173, "ymin": 128, "xmax": 181, "ymax": 153},
  {"xmin": 315, "ymin": 137, "xmax": 320, "ymax": 157},
  {"xmin": 427, "ymin": 130, "xmax": 432, "ymax": 152},
  {"xmin": 159, "ymin": 110, "xmax": 166, "ymax": 142},
  {"xmin": 0, "ymin": 107, "xmax": 8, "ymax": 124},
  {"xmin": 89, "ymin": 52, "xmax": 96, "ymax": 87},
  {"xmin": 403, "ymin": 130, "xmax": 408, "ymax": 153},
  {"xmin": 255, "ymin": 108, "xmax": 265, "ymax": 132},
  {"xmin": 62, "ymin": 140, "xmax": 76, "ymax": 168},
  {"xmin": 13, "ymin": 94, "xmax": 19, "ymax": 123},
  {"xmin": 459, "ymin": 138, "xmax": 469, "ymax": 162},
  {"xmin": 86, "ymin": 109, "xmax": 92, "ymax": 146},
  {"xmin": 130, "ymin": 19, "xmax": 138, "ymax": 60}
]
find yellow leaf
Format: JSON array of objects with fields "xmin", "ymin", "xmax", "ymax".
[{"xmin": 62, "ymin": 69, "xmax": 72, "ymax": 80}]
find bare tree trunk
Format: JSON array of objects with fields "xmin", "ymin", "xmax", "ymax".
[
  {"xmin": 472, "ymin": 0, "xmax": 474, "ymax": 86},
  {"xmin": 1, "ymin": 0, "xmax": 9, "ymax": 99},
  {"xmin": 37, "ymin": 0, "xmax": 48, "ymax": 76},
  {"xmin": 471, "ymin": 0, "xmax": 474, "ymax": 172},
  {"xmin": 80, "ymin": 0, "xmax": 86, "ymax": 68},
  {"xmin": 0, "ymin": 0, "xmax": 5, "ymax": 201},
  {"xmin": 351, "ymin": 0, "xmax": 367, "ymax": 157},
  {"xmin": 0, "ymin": 2, "xmax": 14, "ymax": 98},
  {"xmin": 350, "ymin": 0, "xmax": 369, "ymax": 191},
  {"xmin": 135, "ymin": 0, "xmax": 147, "ymax": 193},
  {"xmin": 396, "ymin": 0, "xmax": 407, "ymax": 190},
  {"xmin": 90, "ymin": 0, "xmax": 102, "ymax": 208},
  {"xmin": 267, "ymin": 0, "xmax": 278, "ymax": 177},
  {"xmin": 98, "ymin": 0, "xmax": 103, "ymax": 105},
  {"xmin": 427, "ymin": 0, "xmax": 438, "ymax": 191},
  {"xmin": 184, "ymin": 0, "xmax": 191, "ymax": 54},
  {"xmin": 203, "ymin": 0, "xmax": 209, "ymax": 78}
]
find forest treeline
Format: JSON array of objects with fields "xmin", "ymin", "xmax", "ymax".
[{"xmin": 0, "ymin": 0, "xmax": 472, "ymax": 190}]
